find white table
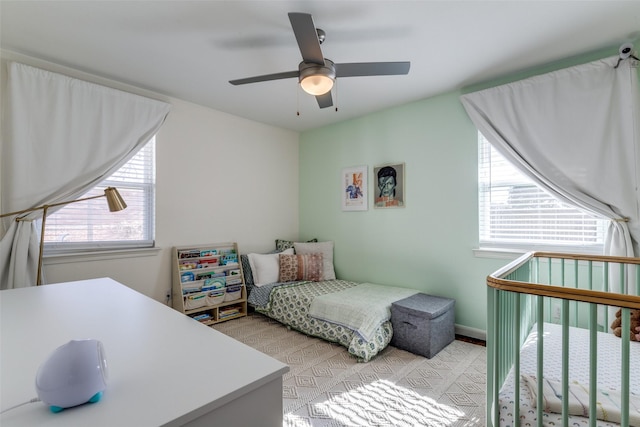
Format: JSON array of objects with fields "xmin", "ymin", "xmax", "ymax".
[{"xmin": 0, "ymin": 278, "xmax": 289, "ymax": 426}]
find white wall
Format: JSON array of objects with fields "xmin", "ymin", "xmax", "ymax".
[{"xmin": 1, "ymin": 52, "xmax": 300, "ymax": 302}]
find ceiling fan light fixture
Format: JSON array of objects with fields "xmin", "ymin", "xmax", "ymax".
[
  {"xmin": 299, "ymin": 61, "xmax": 335, "ymax": 96},
  {"xmin": 229, "ymin": 13, "xmax": 410, "ymax": 109},
  {"xmin": 300, "ymin": 74, "xmax": 334, "ymax": 95}
]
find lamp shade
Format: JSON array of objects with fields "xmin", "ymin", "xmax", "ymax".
[
  {"xmin": 300, "ymin": 74, "xmax": 334, "ymax": 96},
  {"xmin": 104, "ymin": 187, "xmax": 127, "ymax": 212},
  {"xmin": 299, "ymin": 61, "xmax": 335, "ymax": 96},
  {"xmin": 35, "ymin": 339, "xmax": 108, "ymax": 413}
]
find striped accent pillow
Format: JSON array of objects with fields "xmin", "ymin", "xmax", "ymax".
[{"xmin": 279, "ymin": 253, "xmax": 324, "ymax": 282}]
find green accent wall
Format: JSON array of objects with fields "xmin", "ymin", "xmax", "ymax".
[
  {"xmin": 298, "ymin": 42, "xmax": 639, "ymax": 333},
  {"xmin": 299, "ymin": 91, "xmax": 506, "ymax": 331}
]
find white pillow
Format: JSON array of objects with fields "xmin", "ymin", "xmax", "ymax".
[
  {"xmin": 247, "ymin": 248, "xmax": 294, "ymax": 287},
  {"xmin": 293, "ymin": 241, "xmax": 336, "ymax": 280}
]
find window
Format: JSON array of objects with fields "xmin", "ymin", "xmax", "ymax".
[
  {"xmin": 478, "ymin": 133, "xmax": 605, "ymax": 253},
  {"xmin": 43, "ymin": 138, "xmax": 155, "ymax": 253}
]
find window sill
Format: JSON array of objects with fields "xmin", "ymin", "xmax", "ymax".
[
  {"xmin": 473, "ymin": 247, "xmax": 527, "ymax": 260},
  {"xmin": 474, "ymin": 245, "xmax": 604, "ymax": 260},
  {"xmin": 43, "ymin": 246, "xmax": 161, "ymax": 265}
]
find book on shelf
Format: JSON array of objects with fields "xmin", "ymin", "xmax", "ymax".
[
  {"xmin": 191, "ymin": 313, "xmax": 212, "ymax": 322},
  {"xmin": 200, "ymin": 249, "xmax": 218, "ymax": 257},
  {"xmin": 178, "ymin": 249, "xmax": 201, "ymax": 259},
  {"xmin": 195, "ymin": 271, "xmax": 220, "ymax": 281},
  {"xmin": 202, "ymin": 277, "xmax": 225, "ymax": 290},
  {"xmin": 225, "ymin": 277, "xmax": 242, "ymax": 286},
  {"xmin": 179, "ymin": 259, "xmax": 198, "ymax": 270},
  {"xmin": 181, "ymin": 271, "xmax": 195, "ymax": 283},
  {"xmin": 219, "ymin": 306, "xmax": 241, "ymax": 318},
  {"xmin": 198, "ymin": 256, "xmax": 219, "ymax": 268},
  {"xmin": 181, "ymin": 284, "xmax": 201, "ymax": 295}
]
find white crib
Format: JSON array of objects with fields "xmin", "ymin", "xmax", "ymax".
[{"xmin": 487, "ymin": 252, "xmax": 640, "ymax": 427}]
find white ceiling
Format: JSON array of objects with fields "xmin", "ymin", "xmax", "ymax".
[{"xmin": 1, "ymin": 1, "xmax": 639, "ymax": 132}]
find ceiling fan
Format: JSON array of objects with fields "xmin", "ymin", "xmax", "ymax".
[{"xmin": 229, "ymin": 12, "xmax": 411, "ymax": 109}]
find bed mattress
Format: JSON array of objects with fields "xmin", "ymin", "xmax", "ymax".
[
  {"xmin": 499, "ymin": 322, "xmax": 640, "ymax": 427},
  {"xmin": 248, "ymin": 279, "xmax": 394, "ymax": 362}
]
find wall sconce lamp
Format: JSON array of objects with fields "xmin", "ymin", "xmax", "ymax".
[{"xmin": 0, "ymin": 187, "xmax": 127, "ymax": 285}]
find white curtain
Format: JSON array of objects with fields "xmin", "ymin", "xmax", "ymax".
[
  {"xmin": 0, "ymin": 62, "xmax": 171, "ymax": 288},
  {"xmin": 460, "ymin": 56, "xmax": 640, "ymax": 258}
]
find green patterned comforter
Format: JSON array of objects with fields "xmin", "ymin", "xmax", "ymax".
[{"xmin": 254, "ymin": 279, "xmax": 393, "ymax": 362}]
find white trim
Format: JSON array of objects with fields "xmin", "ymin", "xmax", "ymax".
[
  {"xmin": 474, "ymin": 244, "xmax": 604, "ymax": 259},
  {"xmin": 455, "ymin": 324, "xmax": 486, "ymax": 341},
  {"xmin": 473, "ymin": 247, "xmax": 525, "ymax": 260},
  {"xmin": 43, "ymin": 246, "xmax": 161, "ymax": 265}
]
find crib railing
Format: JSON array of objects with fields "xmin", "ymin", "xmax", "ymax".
[{"xmin": 486, "ymin": 252, "xmax": 640, "ymax": 427}]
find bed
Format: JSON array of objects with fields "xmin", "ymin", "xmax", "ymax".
[
  {"xmin": 487, "ymin": 252, "xmax": 640, "ymax": 427},
  {"xmin": 240, "ymin": 240, "xmax": 418, "ymax": 362}
]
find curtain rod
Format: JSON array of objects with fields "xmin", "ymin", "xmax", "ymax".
[{"xmin": 614, "ymin": 43, "xmax": 639, "ymax": 68}]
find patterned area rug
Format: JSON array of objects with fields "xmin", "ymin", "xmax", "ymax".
[{"xmin": 213, "ymin": 312, "xmax": 486, "ymax": 427}]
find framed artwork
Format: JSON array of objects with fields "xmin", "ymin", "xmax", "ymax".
[
  {"xmin": 373, "ymin": 163, "xmax": 405, "ymax": 208},
  {"xmin": 341, "ymin": 166, "xmax": 368, "ymax": 211}
]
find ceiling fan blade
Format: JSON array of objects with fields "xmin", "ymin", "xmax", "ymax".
[
  {"xmin": 335, "ymin": 62, "xmax": 411, "ymax": 78},
  {"xmin": 288, "ymin": 12, "xmax": 325, "ymax": 65},
  {"xmin": 229, "ymin": 70, "xmax": 299, "ymax": 86},
  {"xmin": 316, "ymin": 92, "xmax": 333, "ymax": 109}
]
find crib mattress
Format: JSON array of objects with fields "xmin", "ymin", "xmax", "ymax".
[{"xmin": 499, "ymin": 322, "xmax": 640, "ymax": 427}]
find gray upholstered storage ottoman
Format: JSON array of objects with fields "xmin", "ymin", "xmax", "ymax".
[{"xmin": 390, "ymin": 293, "xmax": 455, "ymax": 358}]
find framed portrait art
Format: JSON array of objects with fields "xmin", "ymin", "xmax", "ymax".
[
  {"xmin": 373, "ymin": 163, "xmax": 405, "ymax": 208},
  {"xmin": 341, "ymin": 166, "xmax": 367, "ymax": 211}
]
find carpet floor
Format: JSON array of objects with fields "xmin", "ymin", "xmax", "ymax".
[{"xmin": 213, "ymin": 312, "xmax": 486, "ymax": 427}]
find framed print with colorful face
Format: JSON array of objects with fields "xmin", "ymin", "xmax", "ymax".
[{"xmin": 373, "ymin": 163, "xmax": 405, "ymax": 208}]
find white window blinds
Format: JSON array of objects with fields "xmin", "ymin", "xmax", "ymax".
[
  {"xmin": 478, "ymin": 133, "xmax": 605, "ymax": 252},
  {"xmin": 43, "ymin": 138, "xmax": 155, "ymax": 252}
]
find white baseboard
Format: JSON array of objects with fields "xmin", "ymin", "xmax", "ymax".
[{"xmin": 455, "ymin": 324, "xmax": 486, "ymax": 341}]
